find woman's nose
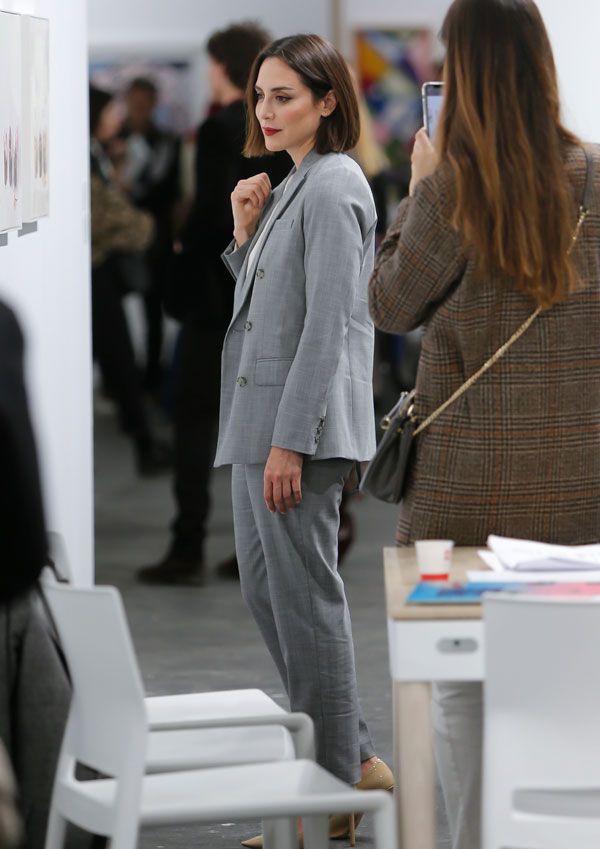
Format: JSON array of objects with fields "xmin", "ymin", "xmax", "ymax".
[{"xmin": 258, "ymin": 101, "xmax": 274, "ymax": 121}]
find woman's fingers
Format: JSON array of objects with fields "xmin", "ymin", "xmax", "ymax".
[
  {"xmin": 272, "ymin": 479, "xmax": 285, "ymax": 513},
  {"xmin": 283, "ymin": 479, "xmax": 296, "ymax": 511},
  {"xmin": 264, "ymin": 477, "xmax": 276, "ymax": 513}
]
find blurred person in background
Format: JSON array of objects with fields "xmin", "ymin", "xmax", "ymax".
[
  {"xmin": 138, "ymin": 22, "xmax": 291, "ymax": 585},
  {"xmin": 90, "ymin": 85, "xmax": 171, "ymax": 476},
  {"xmin": 118, "ymin": 77, "xmax": 181, "ymax": 393},
  {"xmin": 369, "ymin": 0, "xmax": 600, "ymax": 845}
]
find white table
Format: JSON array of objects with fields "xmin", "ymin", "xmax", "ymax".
[{"xmin": 384, "ymin": 547, "xmax": 486, "ymax": 849}]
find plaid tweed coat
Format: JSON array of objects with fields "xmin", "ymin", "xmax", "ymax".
[{"xmin": 369, "ymin": 144, "xmax": 600, "ymax": 546}]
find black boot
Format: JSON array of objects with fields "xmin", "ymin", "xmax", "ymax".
[
  {"xmin": 137, "ymin": 550, "xmax": 204, "ymax": 585},
  {"xmin": 134, "ymin": 437, "xmax": 172, "ymax": 478}
]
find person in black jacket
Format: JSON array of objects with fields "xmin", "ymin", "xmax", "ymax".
[
  {"xmin": 138, "ymin": 22, "xmax": 291, "ymax": 584},
  {"xmin": 118, "ymin": 77, "xmax": 181, "ymax": 392}
]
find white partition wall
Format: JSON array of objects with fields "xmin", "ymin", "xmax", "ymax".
[
  {"xmin": 0, "ymin": 0, "xmax": 93, "ymax": 584},
  {"xmin": 537, "ymin": 0, "xmax": 600, "ymax": 143}
]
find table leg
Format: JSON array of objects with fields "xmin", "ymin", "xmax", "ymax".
[{"xmin": 393, "ymin": 681, "xmax": 436, "ymax": 849}]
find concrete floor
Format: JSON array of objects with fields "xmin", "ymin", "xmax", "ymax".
[{"xmin": 94, "ymin": 406, "xmax": 450, "ymax": 849}]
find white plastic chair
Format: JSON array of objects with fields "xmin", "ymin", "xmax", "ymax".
[
  {"xmin": 42, "ymin": 535, "xmax": 308, "ymax": 772},
  {"xmin": 482, "ymin": 594, "xmax": 600, "ymax": 849},
  {"xmin": 43, "ymin": 582, "xmax": 397, "ymax": 849}
]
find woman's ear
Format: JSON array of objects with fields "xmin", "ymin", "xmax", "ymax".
[{"xmin": 321, "ymin": 90, "xmax": 338, "ymax": 117}]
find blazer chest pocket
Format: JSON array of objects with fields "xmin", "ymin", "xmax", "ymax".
[
  {"xmin": 272, "ymin": 217, "xmax": 294, "ymax": 230},
  {"xmin": 255, "ymin": 357, "xmax": 294, "ymax": 386}
]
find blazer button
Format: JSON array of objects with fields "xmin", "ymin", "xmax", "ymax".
[
  {"xmin": 236, "ymin": 376, "xmax": 247, "ymax": 387},
  {"xmin": 256, "ymin": 268, "xmax": 265, "ymax": 279},
  {"xmin": 244, "ymin": 321, "xmax": 253, "ymax": 331}
]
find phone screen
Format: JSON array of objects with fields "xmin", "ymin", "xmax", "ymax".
[{"xmin": 422, "ymin": 82, "xmax": 444, "ymax": 140}]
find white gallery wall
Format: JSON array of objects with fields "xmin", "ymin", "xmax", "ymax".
[
  {"xmin": 0, "ymin": 0, "xmax": 92, "ymax": 584},
  {"xmin": 537, "ymin": 0, "xmax": 600, "ymax": 143}
]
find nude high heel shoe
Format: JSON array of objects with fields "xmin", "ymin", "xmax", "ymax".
[
  {"xmin": 241, "ymin": 760, "xmax": 395, "ymax": 847},
  {"xmin": 328, "ymin": 758, "xmax": 395, "ymax": 845}
]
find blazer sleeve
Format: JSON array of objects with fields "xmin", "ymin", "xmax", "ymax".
[
  {"xmin": 0, "ymin": 304, "xmax": 47, "ymax": 602},
  {"xmin": 368, "ymin": 163, "xmax": 466, "ymax": 333},
  {"xmin": 271, "ymin": 170, "xmax": 375, "ymax": 455},
  {"xmin": 221, "ymin": 238, "xmax": 252, "ymax": 281}
]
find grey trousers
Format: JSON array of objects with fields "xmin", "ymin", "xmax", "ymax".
[
  {"xmin": 432, "ymin": 682, "xmax": 483, "ymax": 849},
  {"xmin": 232, "ymin": 460, "xmax": 375, "ymax": 784}
]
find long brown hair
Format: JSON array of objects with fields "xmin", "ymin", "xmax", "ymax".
[{"xmin": 439, "ymin": 0, "xmax": 580, "ymax": 307}]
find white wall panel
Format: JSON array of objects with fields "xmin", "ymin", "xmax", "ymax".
[{"xmin": 1, "ymin": 0, "xmax": 93, "ymax": 584}]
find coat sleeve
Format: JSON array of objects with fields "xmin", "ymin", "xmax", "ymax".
[
  {"xmin": 368, "ymin": 163, "xmax": 466, "ymax": 333},
  {"xmin": 271, "ymin": 170, "xmax": 376, "ymax": 455},
  {"xmin": 221, "ymin": 238, "xmax": 252, "ymax": 281},
  {"xmin": 0, "ymin": 304, "xmax": 47, "ymax": 603}
]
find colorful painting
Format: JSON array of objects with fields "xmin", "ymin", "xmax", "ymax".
[
  {"xmin": 22, "ymin": 16, "xmax": 50, "ymax": 222},
  {"xmin": 355, "ymin": 29, "xmax": 436, "ymax": 168},
  {"xmin": 0, "ymin": 12, "xmax": 22, "ymax": 232}
]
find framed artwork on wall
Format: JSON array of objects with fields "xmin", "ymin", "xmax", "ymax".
[
  {"xmin": 22, "ymin": 15, "xmax": 50, "ymax": 223},
  {"xmin": 354, "ymin": 28, "xmax": 436, "ymax": 171},
  {"xmin": 0, "ymin": 11, "xmax": 23, "ymax": 232}
]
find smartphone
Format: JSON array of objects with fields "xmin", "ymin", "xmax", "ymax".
[{"xmin": 421, "ymin": 82, "xmax": 444, "ymax": 139}]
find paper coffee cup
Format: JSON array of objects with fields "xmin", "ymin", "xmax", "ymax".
[{"xmin": 415, "ymin": 539, "xmax": 454, "ymax": 581}]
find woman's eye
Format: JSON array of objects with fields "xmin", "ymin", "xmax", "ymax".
[
  {"xmin": 276, "ymin": 96, "xmax": 291, "ymax": 103},
  {"xmin": 255, "ymin": 92, "xmax": 264, "ymax": 101}
]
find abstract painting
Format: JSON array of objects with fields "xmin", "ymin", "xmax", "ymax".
[
  {"xmin": 0, "ymin": 12, "xmax": 22, "ymax": 231},
  {"xmin": 354, "ymin": 28, "xmax": 435, "ymax": 169},
  {"xmin": 22, "ymin": 15, "xmax": 50, "ymax": 222}
]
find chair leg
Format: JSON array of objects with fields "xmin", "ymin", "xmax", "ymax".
[
  {"xmin": 44, "ymin": 810, "xmax": 67, "ymax": 849},
  {"xmin": 372, "ymin": 794, "xmax": 398, "ymax": 849},
  {"xmin": 263, "ymin": 816, "xmax": 297, "ymax": 849},
  {"xmin": 302, "ymin": 814, "xmax": 328, "ymax": 849}
]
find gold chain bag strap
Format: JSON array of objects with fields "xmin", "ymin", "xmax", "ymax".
[{"xmin": 361, "ymin": 147, "xmax": 593, "ymax": 504}]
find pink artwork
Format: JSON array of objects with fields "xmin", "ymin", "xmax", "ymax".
[
  {"xmin": 0, "ymin": 12, "xmax": 22, "ymax": 231},
  {"xmin": 22, "ymin": 15, "xmax": 49, "ymax": 222}
]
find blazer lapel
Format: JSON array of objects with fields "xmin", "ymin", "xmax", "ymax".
[{"xmin": 229, "ymin": 150, "xmax": 324, "ymax": 327}]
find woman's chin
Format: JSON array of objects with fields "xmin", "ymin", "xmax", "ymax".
[{"xmin": 264, "ymin": 135, "xmax": 284, "ymax": 152}]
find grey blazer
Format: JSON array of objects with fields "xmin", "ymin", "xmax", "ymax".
[{"xmin": 214, "ymin": 150, "xmax": 377, "ymax": 467}]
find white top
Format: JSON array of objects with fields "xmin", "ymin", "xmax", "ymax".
[{"xmin": 246, "ymin": 175, "xmax": 292, "ymax": 275}]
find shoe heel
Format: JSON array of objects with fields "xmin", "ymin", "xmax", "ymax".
[{"xmin": 349, "ymin": 814, "xmax": 356, "ymax": 847}]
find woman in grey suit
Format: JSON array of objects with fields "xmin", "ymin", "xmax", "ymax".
[{"xmin": 215, "ymin": 34, "xmax": 393, "ymax": 846}]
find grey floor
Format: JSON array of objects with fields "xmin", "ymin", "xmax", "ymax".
[{"xmin": 94, "ymin": 405, "xmax": 449, "ymax": 849}]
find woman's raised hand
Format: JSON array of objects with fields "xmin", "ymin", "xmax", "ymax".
[
  {"xmin": 232, "ymin": 173, "xmax": 272, "ymax": 247},
  {"xmin": 409, "ymin": 128, "xmax": 439, "ymax": 196}
]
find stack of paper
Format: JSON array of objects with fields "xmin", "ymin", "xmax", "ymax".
[{"xmin": 468, "ymin": 535, "xmax": 600, "ymax": 584}]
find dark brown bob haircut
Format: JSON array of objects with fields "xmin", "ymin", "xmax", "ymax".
[
  {"xmin": 244, "ymin": 34, "xmax": 360, "ymax": 157},
  {"xmin": 439, "ymin": 0, "xmax": 580, "ymax": 308}
]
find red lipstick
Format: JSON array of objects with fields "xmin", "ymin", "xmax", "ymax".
[{"xmin": 263, "ymin": 127, "xmax": 281, "ymax": 136}]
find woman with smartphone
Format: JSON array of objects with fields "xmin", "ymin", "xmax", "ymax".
[
  {"xmin": 215, "ymin": 34, "xmax": 393, "ymax": 846},
  {"xmin": 369, "ymin": 0, "xmax": 600, "ymax": 846}
]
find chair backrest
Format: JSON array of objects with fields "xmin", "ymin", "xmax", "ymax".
[
  {"xmin": 47, "ymin": 531, "xmax": 72, "ymax": 582},
  {"xmin": 483, "ymin": 594, "xmax": 600, "ymax": 800},
  {"xmin": 42, "ymin": 581, "xmax": 148, "ymax": 778}
]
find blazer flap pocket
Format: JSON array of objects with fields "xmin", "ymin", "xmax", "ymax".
[
  {"xmin": 255, "ymin": 357, "xmax": 294, "ymax": 386},
  {"xmin": 272, "ymin": 217, "xmax": 294, "ymax": 230}
]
